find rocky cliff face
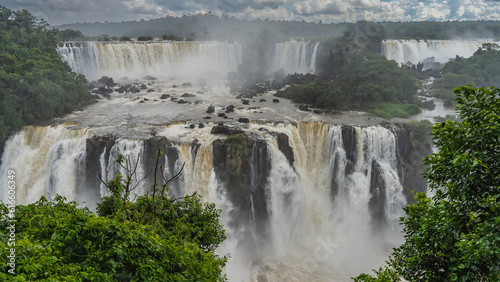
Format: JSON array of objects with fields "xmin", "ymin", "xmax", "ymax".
[
  {"xmin": 80, "ymin": 122, "xmax": 431, "ymax": 228},
  {"xmin": 393, "ymin": 124, "xmax": 432, "ymax": 204}
]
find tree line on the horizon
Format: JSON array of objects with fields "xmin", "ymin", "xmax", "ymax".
[{"xmin": 56, "ymin": 12, "xmax": 500, "ymax": 42}]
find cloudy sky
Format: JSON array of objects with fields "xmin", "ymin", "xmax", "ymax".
[{"xmin": 3, "ymin": 0, "xmax": 500, "ymax": 26}]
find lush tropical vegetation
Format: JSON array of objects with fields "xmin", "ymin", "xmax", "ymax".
[
  {"xmin": 0, "ymin": 6, "xmax": 93, "ymax": 145},
  {"xmin": 432, "ymin": 44, "xmax": 500, "ymax": 106},
  {"xmin": 355, "ymin": 86, "xmax": 500, "ymax": 281},
  {"xmin": 276, "ymin": 30, "xmax": 421, "ymax": 118},
  {"xmin": 0, "ymin": 153, "xmax": 227, "ymax": 281}
]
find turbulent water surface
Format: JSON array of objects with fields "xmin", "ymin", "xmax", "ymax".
[{"xmin": 0, "ymin": 39, "xmax": 465, "ymax": 281}]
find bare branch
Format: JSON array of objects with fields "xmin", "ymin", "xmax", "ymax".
[{"xmin": 172, "ymin": 191, "xmax": 197, "ymax": 203}]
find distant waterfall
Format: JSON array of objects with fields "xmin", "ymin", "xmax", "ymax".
[
  {"xmin": 381, "ymin": 39, "xmax": 496, "ymax": 68},
  {"xmin": 57, "ymin": 40, "xmax": 321, "ymax": 79},
  {"xmin": 273, "ymin": 41, "xmax": 320, "ymax": 74},
  {"xmin": 0, "ymin": 122, "xmax": 409, "ymax": 280},
  {"xmin": 57, "ymin": 41, "xmax": 243, "ymax": 80}
]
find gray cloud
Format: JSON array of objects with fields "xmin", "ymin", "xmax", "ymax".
[{"xmin": 2, "ymin": 0, "xmax": 500, "ymax": 25}]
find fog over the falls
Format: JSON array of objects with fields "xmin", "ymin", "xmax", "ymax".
[
  {"xmin": 56, "ymin": 40, "xmax": 320, "ymax": 81},
  {"xmin": 0, "ymin": 39, "xmax": 480, "ymax": 281}
]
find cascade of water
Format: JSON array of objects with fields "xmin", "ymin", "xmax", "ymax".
[
  {"xmin": 381, "ymin": 39, "xmax": 496, "ymax": 67},
  {"xmin": 273, "ymin": 41, "xmax": 320, "ymax": 74},
  {"xmin": 0, "ymin": 126, "xmax": 89, "ymax": 204},
  {"xmin": 222, "ymin": 122, "xmax": 405, "ymax": 281},
  {"xmin": 57, "ymin": 41, "xmax": 243, "ymax": 80},
  {"xmin": 0, "ymin": 122, "xmax": 407, "ymax": 281},
  {"xmin": 100, "ymin": 139, "xmax": 146, "ymax": 197}
]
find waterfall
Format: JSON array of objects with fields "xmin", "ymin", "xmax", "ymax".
[
  {"xmin": 381, "ymin": 39, "xmax": 496, "ymax": 68},
  {"xmin": 0, "ymin": 122, "xmax": 409, "ymax": 280},
  {"xmin": 57, "ymin": 40, "xmax": 321, "ymax": 79},
  {"xmin": 57, "ymin": 41, "xmax": 243, "ymax": 80},
  {"xmin": 0, "ymin": 126, "xmax": 90, "ymax": 206},
  {"xmin": 273, "ymin": 41, "xmax": 320, "ymax": 74},
  {"xmin": 233, "ymin": 123, "xmax": 405, "ymax": 281}
]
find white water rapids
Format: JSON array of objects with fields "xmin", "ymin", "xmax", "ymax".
[
  {"xmin": 0, "ymin": 122, "xmax": 406, "ymax": 281},
  {"xmin": 1, "ymin": 39, "xmax": 468, "ymax": 281}
]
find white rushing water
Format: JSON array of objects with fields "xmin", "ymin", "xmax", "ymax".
[
  {"xmin": 57, "ymin": 41, "xmax": 243, "ymax": 80},
  {"xmin": 0, "ymin": 122, "xmax": 406, "ymax": 281},
  {"xmin": 0, "ymin": 39, "xmax": 419, "ymax": 281},
  {"xmin": 381, "ymin": 39, "xmax": 497, "ymax": 67},
  {"xmin": 56, "ymin": 40, "xmax": 320, "ymax": 80},
  {"xmin": 273, "ymin": 41, "xmax": 320, "ymax": 74}
]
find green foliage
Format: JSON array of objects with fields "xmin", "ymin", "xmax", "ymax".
[
  {"xmin": 0, "ymin": 6, "xmax": 93, "ymax": 145},
  {"xmin": 277, "ymin": 81, "xmax": 346, "ymax": 110},
  {"xmin": 225, "ymin": 134, "xmax": 251, "ymax": 158},
  {"xmin": 369, "ymin": 103, "xmax": 421, "ymax": 119},
  {"xmin": 1, "ymin": 152, "xmax": 228, "ymax": 281},
  {"xmin": 355, "ymin": 86, "xmax": 500, "ymax": 281},
  {"xmin": 0, "ymin": 195, "xmax": 227, "ymax": 281},
  {"xmin": 57, "ymin": 29, "xmax": 84, "ymax": 41},
  {"xmin": 433, "ymin": 46, "xmax": 500, "ymax": 106},
  {"xmin": 277, "ymin": 49, "xmax": 420, "ymax": 116},
  {"xmin": 137, "ymin": 36, "xmax": 154, "ymax": 41},
  {"xmin": 162, "ymin": 34, "xmax": 183, "ymax": 41},
  {"xmin": 434, "ymin": 114, "xmax": 460, "ymax": 123},
  {"xmin": 407, "ymin": 119, "xmax": 432, "ymax": 142},
  {"xmin": 119, "ymin": 36, "xmax": 131, "ymax": 41},
  {"xmin": 353, "ymin": 266, "xmax": 401, "ymax": 282}
]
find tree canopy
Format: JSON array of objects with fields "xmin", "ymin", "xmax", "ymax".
[
  {"xmin": 433, "ymin": 44, "xmax": 500, "ymax": 106},
  {"xmin": 0, "ymin": 6, "xmax": 93, "ymax": 145},
  {"xmin": 0, "ymin": 153, "xmax": 228, "ymax": 281},
  {"xmin": 355, "ymin": 85, "xmax": 500, "ymax": 281}
]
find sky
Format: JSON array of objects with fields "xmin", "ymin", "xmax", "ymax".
[{"xmin": 3, "ymin": 0, "xmax": 500, "ymax": 26}]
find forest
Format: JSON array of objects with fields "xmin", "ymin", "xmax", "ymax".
[
  {"xmin": 57, "ymin": 13, "xmax": 500, "ymax": 41},
  {"xmin": 0, "ymin": 6, "xmax": 93, "ymax": 146},
  {"xmin": 431, "ymin": 43, "xmax": 500, "ymax": 106}
]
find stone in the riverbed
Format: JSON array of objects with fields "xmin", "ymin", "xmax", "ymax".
[
  {"xmin": 420, "ymin": 99, "xmax": 436, "ymax": 110},
  {"xmin": 211, "ymin": 125, "xmax": 244, "ymax": 135},
  {"xmin": 206, "ymin": 105, "xmax": 215, "ymax": 113},
  {"xmin": 225, "ymin": 105, "xmax": 235, "ymax": 113}
]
